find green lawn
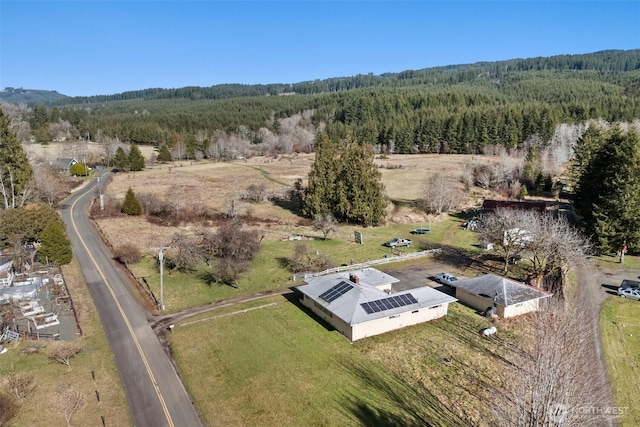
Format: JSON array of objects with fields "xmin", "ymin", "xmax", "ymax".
[
  {"xmin": 600, "ymin": 297, "xmax": 640, "ymax": 426},
  {"xmin": 170, "ymin": 297, "xmax": 515, "ymax": 427},
  {"xmin": 130, "ymin": 215, "xmax": 477, "ymax": 312}
]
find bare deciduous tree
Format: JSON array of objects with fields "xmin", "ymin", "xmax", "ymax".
[
  {"xmin": 224, "ymin": 178, "xmax": 240, "ymax": 218},
  {"xmin": 479, "ymin": 208, "xmax": 591, "ymax": 295},
  {"xmin": 48, "ymin": 119, "xmax": 75, "ymax": 142},
  {"xmin": 200, "ymin": 220, "xmax": 262, "ymax": 288},
  {"xmin": 6, "ymin": 372, "xmax": 37, "ymax": 403},
  {"xmin": 114, "ymin": 243, "xmax": 142, "ymax": 265},
  {"xmin": 527, "ymin": 214, "xmax": 591, "ymax": 295},
  {"xmin": 0, "ymin": 166, "xmax": 32, "ymax": 209},
  {"xmin": 245, "ymin": 183, "xmax": 266, "ymax": 202},
  {"xmin": 52, "ymin": 384, "xmax": 85, "ymax": 427},
  {"xmin": 492, "ymin": 297, "xmax": 612, "ymax": 426},
  {"xmin": 46, "ymin": 340, "xmax": 83, "ymax": 369},
  {"xmin": 0, "ymin": 391, "xmax": 19, "ymax": 425},
  {"xmin": 478, "ymin": 208, "xmax": 537, "ymax": 272},
  {"xmin": 419, "ymin": 173, "xmax": 462, "ymax": 214},
  {"xmin": 33, "ymin": 162, "xmax": 69, "ymax": 207},
  {"xmin": 166, "ymin": 185, "xmax": 184, "ymax": 217},
  {"xmin": 166, "ymin": 232, "xmax": 204, "ymax": 273},
  {"xmin": 290, "ymin": 242, "xmax": 333, "ymax": 273},
  {"xmin": 312, "ymin": 213, "xmax": 338, "ymax": 240}
]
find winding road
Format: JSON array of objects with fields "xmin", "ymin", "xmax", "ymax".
[{"xmin": 60, "ymin": 174, "xmax": 202, "ymax": 427}]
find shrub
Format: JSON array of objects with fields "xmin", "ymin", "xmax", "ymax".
[
  {"xmin": 69, "ymin": 162, "xmax": 89, "ymax": 176},
  {"xmin": 121, "ymin": 187, "xmax": 142, "ymax": 215},
  {"xmin": 0, "ymin": 392, "xmax": 19, "ymax": 425},
  {"xmin": 115, "ymin": 243, "xmax": 142, "ymax": 264}
]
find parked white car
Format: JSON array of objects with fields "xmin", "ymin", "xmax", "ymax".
[
  {"xmin": 384, "ymin": 237, "xmax": 412, "ymax": 248},
  {"xmin": 433, "ymin": 273, "xmax": 458, "ymax": 285},
  {"xmin": 617, "ymin": 287, "xmax": 640, "ymax": 300}
]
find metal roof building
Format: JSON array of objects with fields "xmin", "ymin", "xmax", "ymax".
[
  {"xmin": 296, "ymin": 268, "xmax": 457, "ymax": 341},
  {"xmin": 453, "ymin": 274, "xmax": 552, "ymax": 318}
]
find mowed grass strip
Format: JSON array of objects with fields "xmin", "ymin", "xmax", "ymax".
[
  {"xmin": 170, "ymin": 296, "xmax": 515, "ymax": 427},
  {"xmin": 601, "ymin": 297, "xmax": 640, "ymax": 426}
]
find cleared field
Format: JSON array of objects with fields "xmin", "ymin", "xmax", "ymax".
[{"xmin": 601, "ymin": 297, "xmax": 640, "ymax": 426}]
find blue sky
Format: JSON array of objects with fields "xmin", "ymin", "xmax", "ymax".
[{"xmin": 1, "ymin": 1, "xmax": 638, "ymax": 97}]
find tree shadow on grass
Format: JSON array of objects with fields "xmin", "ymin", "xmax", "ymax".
[{"xmin": 337, "ymin": 356, "xmax": 469, "ymax": 427}]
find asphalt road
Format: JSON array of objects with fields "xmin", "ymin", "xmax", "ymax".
[{"xmin": 61, "ymin": 174, "xmax": 202, "ymax": 427}]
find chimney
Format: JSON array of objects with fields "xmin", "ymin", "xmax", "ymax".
[{"xmin": 349, "ymin": 274, "xmax": 360, "ymax": 285}]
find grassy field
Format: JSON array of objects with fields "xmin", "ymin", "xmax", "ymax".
[
  {"xmin": 0, "ymin": 260, "xmax": 131, "ymax": 427},
  {"xmin": 600, "ymin": 297, "xmax": 640, "ymax": 426},
  {"xmin": 127, "ymin": 215, "xmax": 483, "ymax": 313},
  {"xmin": 19, "ymin": 146, "xmax": 633, "ymax": 425},
  {"xmin": 171, "ymin": 297, "xmax": 517, "ymax": 427}
]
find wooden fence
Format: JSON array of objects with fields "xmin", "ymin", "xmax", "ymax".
[{"xmin": 293, "ymin": 248, "xmax": 442, "ymax": 281}]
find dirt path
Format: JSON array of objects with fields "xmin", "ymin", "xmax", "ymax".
[{"xmin": 576, "ymin": 263, "xmax": 640, "ymax": 427}]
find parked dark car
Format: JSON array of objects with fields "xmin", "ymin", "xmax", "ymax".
[
  {"xmin": 410, "ymin": 228, "xmax": 431, "ymax": 235},
  {"xmin": 508, "ymin": 254, "xmax": 522, "ymax": 264}
]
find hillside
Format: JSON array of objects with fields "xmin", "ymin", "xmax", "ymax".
[
  {"xmin": 0, "ymin": 87, "xmax": 69, "ymax": 103},
  {"xmin": 4, "ymin": 49, "xmax": 640, "ymax": 156}
]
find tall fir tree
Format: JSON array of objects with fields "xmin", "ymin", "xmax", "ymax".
[
  {"xmin": 574, "ymin": 128, "xmax": 640, "ymax": 254},
  {"xmin": 302, "ymin": 133, "xmax": 338, "ymax": 218},
  {"xmin": 303, "ymin": 133, "xmax": 386, "ymax": 226},
  {"xmin": 0, "ymin": 107, "xmax": 33, "ymax": 209},
  {"xmin": 113, "ymin": 147, "xmax": 130, "ymax": 171},
  {"xmin": 157, "ymin": 144, "xmax": 173, "ymax": 163},
  {"xmin": 38, "ymin": 217, "xmax": 72, "ymax": 265},
  {"xmin": 121, "ymin": 187, "xmax": 142, "ymax": 215},
  {"xmin": 128, "ymin": 144, "xmax": 145, "ymax": 171}
]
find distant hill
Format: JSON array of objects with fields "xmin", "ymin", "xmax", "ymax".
[
  {"xmin": 3, "ymin": 49, "xmax": 638, "ymax": 107},
  {"xmin": 0, "ymin": 87, "xmax": 69, "ymax": 104}
]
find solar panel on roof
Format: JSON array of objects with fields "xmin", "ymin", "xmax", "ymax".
[
  {"xmin": 319, "ymin": 281, "xmax": 354, "ymax": 303},
  {"xmin": 360, "ymin": 293, "xmax": 419, "ymax": 315}
]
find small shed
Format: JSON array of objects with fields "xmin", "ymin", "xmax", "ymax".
[{"xmin": 453, "ymin": 274, "xmax": 552, "ymax": 318}]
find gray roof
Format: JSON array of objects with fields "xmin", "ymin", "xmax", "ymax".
[
  {"xmin": 454, "ymin": 274, "xmax": 552, "ymax": 306},
  {"xmin": 296, "ymin": 268, "xmax": 457, "ymax": 325}
]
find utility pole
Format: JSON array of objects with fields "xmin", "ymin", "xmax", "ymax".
[
  {"xmin": 156, "ymin": 246, "xmax": 170, "ymax": 310},
  {"xmin": 97, "ymin": 176, "xmax": 104, "ymax": 210}
]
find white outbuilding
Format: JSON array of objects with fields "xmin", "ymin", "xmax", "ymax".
[{"xmin": 453, "ymin": 274, "xmax": 552, "ymax": 318}]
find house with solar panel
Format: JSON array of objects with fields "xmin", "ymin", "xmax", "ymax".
[
  {"xmin": 295, "ymin": 267, "xmax": 457, "ymax": 342},
  {"xmin": 453, "ymin": 274, "xmax": 552, "ymax": 318}
]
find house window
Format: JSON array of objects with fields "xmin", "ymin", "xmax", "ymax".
[
  {"xmin": 429, "ymin": 305, "xmax": 442, "ymax": 310},
  {"xmin": 389, "ymin": 314, "xmax": 399, "ymax": 319},
  {"xmin": 411, "ymin": 310, "xmax": 419, "ymax": 314}
]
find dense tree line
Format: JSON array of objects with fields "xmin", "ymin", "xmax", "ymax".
[
  {"xmin": 45, "ymin": 49, "xmax": 639, "ymax": 104},
  {"xmin": 573, "ymin": 127, "xmax": 640, "ymax": 255},
  {"xmin": 4, "ymin": 50, "xmax": 639, "ymax": 157}
]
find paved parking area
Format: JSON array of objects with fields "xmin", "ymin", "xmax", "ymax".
[{"xmin": 385, "ymin": 262, "xmax": 461, "ymax": 297}]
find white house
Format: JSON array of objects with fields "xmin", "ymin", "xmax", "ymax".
[
  {"xmin": 453, "ymin": 274, "xmax": 552, "ymax": 318},
  {"xmin": 296, "ymin": 267, "xmax": 457, "ymax": 341}
]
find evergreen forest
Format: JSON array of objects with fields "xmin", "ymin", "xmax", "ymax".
[{"xmin": 3, "ymin": 49, "xmax": 639, "ymax": 156}]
